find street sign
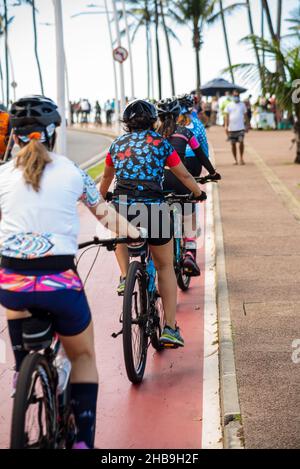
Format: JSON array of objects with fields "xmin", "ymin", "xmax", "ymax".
[
  {"xmin": 11, "ymin": 81, "xmax": 17, "ymax": 89},
  {"xmin": 113, "ymin": 46, "xmax": 128, "ymax": 64}
]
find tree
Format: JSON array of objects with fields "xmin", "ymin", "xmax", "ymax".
[
  {"xmin": 228, "ymin": 38, "xmax": 300, "ymax": 164},
  {"xmin": 169, "ymin": 0, "xmax": 216, "ymax": 100},
  {"xmin": 159, "ymin": 0, "xmax": 175, "ymax": 95},
  {"xmin": 285, "ymin": 7, "xmax": 300, "ymax": 40},
  {"xmin": 209, "ymin": 2, "xmax": 264, "ymax": 90},
  {"xmin": 119, "ymin": 0, "xmax": 179, "ymax": 98},
  {"xmin": 14, "ymin": 0, "xmax": 44, "ymax": 94}
]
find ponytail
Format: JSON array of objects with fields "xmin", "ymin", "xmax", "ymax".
[
  {"xmin": 177, "ymin": 114, "xmax": 191, "ymax": 127},
  {"xmin": 156, "ymin": 114, "xmax": 177, "ymax": 139},
  {"xmin": 15, "ymin": 137, "xmax": 52, "ymax": 192}
]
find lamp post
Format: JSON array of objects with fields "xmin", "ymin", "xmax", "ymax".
[
  {"xmin": 53, "ymin": 0, "xmax": 67, "ymax": 155},
  {"xmin": 120, "ymin": 0, "xmax": 134, "ymax": 99},
  {"xmin": 112, "ymin": 0, "xmax": 125, "ymax": 116}
]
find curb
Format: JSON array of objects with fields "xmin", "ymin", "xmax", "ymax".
[
  {"xmin": 210, "ymin": 147, "xmax": 244, "ymax": 449},
  {"xmin": 68, "ymin": 125, "xmax": 118, "ymax": 140}
]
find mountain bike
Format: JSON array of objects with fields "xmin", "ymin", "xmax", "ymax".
[
  {"xmin": 121, "ymin": 193, "xmax": 203, "ymax": 384},
  {"xmin": 10, "ymin": 236, "xmax": 134, "ymax": 449}
]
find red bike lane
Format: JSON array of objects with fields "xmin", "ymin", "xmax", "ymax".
[{"xmin": 0, "ymin": 189, "xmax": 221, "ymax": 449}]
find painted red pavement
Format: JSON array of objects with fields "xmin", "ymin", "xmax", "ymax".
[{"xmin": 0, "ymin": 203, "xmax": 206, "ymax": 449}]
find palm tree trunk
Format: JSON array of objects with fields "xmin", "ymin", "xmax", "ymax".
[
  {"xmin": 4, "ymin": 0, "xmax": 9, "ymax": 107},
  {"xmin": 32, "ymin": 0, "xmax": 44, "ymax": 95},
  {"xmin": 294, "ymin": 120, "xmax": 300, "ymax": 164},
  {"xmin": 159, "ymin": 0, "xmax": 175, "ymax": 95},
  {"xmin": 193, "ymin": 19, "xmax": 201, "ymax": 100},
  {"xmin": 261, "ymin": 0, "xmax": 276, "ymax": 41},
  {"xmin": 219, "ymin": 0, "xmax": 234, "ymax": 83},
  {"xmin": 154, "ymin": 0, "xmax": 162, "ymax": 99},
  {"xmin": 277, "ymin": 0, "xmax": 282, "ymax": 42},
  {"xmin": 246, "ymin": 0, "xmax": 263, "ymax": 90},
  {"xmin": 146, "ymin": 16, "xmax": 150, "ymax": 98}
]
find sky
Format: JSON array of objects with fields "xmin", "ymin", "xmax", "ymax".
[{"xmin": 0, "ymin": 0, "xmax": 299, "ymax": 106}]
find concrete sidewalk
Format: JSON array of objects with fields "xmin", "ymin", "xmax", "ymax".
[{"xmin": 210, "ymin": 126, "xmax": 300, "ymax": 448}]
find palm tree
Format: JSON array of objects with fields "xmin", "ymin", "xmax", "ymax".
[
  {"xmin": 3, "ymin": 0, "xmax": 9, "ymax": 107},
  {"xmin": 209, "ymin": 2, "xmax": 264, "ymax": 90},
  {"xmin": 119, "ymin": 0, "xmax": 179, "ymax": 98},
  {"xmin": 14, "ymin": 0, "xmax": 44, "ymax": 94},
  {"xmin": 159, "ymin": 0, "xmax": 175, "ymax": 95},
  {"xmin": 285, "ymin": 7, "xmax": 300, "ymax": 40},
  {"xmin": 208, "ymin": 1, "xmax": 245, "ymax": 84},
  {"xmin": 228, "ymin": 38, "xmax": 300, "ymax": 164},
  {"xmin": 169, "ymin": 0, "xmax": 216, "ymax": 99}
]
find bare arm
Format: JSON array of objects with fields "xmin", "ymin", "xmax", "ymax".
[
  {"xmin": 224, "ymin": 113, "xmax": 229, "ymax": 133},
  {"xmin": 100, "ymin": 164, "xmax": 115, "ymax": 199},
  {"xmin": 170, "ymin": 162, "xmax": 202, "ymax": 198}
]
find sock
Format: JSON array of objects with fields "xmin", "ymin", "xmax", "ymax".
[
  {"xmin": 8, "ymin": 319, "xmax": 28, "ymax": 372},
  {"xmin": 71, "ymin": 383, "xmax": 98, "ymax": 449}
]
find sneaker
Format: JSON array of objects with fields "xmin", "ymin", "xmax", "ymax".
[
  {"xmin": 72, "ymin": 441, "xmax": 90, "ymax": 450},
  {"xmin": 183, "ymin": 253, "xmax": 200, "ymax": 277},
  {"xmin": 11, "ymin": 371, "xmax": 19, "ymax": 398},
  {"xmin": 117, "ymin": 277, "xmax": 126, "ymax": 296},
  {"xmin": 159, "ymin": 326, "xmax": 184, "ymax": 348}
]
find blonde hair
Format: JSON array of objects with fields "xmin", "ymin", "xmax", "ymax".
[
  {"xmin": 177, "ymin": 114, "xmax": 191, "ymax": 126},
  {"xmin": 16, "ymin": 138, "xmax": 52, "ymax": 192}
]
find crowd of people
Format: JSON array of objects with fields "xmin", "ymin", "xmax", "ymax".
[{"xmin": 69, "ymin": 98, "xmax": 117, "ymax": 127}]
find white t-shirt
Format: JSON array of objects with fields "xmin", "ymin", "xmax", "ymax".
[
  {"xmin": 0, "ymin": 153, "xmax": 100, "ymax": 259},
  {"xmin": 225, "ymin": 102, "xmax": 247, "ymax": 131}
]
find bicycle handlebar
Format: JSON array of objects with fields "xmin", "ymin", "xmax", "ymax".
[
  {"xmin": 78, "ymin": 235, "xmax": 145, "ymax": 250},
  {"xmin": 195, "ymin": 174, "xmax": 221, "ymax": 184}
]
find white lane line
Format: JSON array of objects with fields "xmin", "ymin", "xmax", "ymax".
[{"xmin": 201, "ymin": 181, "xmax": 222, "ymax": 449}]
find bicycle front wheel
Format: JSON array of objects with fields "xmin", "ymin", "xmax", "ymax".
[
  {"xmin": 10, "ymin": 353, "xmax": 57, "ymax": 449},
  {"xmin": 122, "ymin": 261, "xmax": 148, "ymax": 384}
]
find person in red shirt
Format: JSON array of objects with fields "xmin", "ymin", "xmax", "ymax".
[{"xmin": 100, "ymin": 100, "xmax": 206, "ymax": 348}]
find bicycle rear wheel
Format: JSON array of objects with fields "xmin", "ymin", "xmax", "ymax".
[
  {"xmin": 175, "ymin": 238, "xmax": 191, "ymax": 292},
  {"xmin": 10, "ymin": 353, "xmax": 57, "ymax": 449},
  {"xmin": 122, "ymin": 261, "xmax": 148, "ymax": 384}
]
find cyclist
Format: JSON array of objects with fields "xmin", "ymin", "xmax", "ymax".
[
  {"xmin": 100, "ymin": 99, "xmax": 206, "ymax": 348},
  {"xmin": 176, "ymin": 95, "xmax": 216, "ymax": 274},
  {"xmin": 156, "ymin": 98, "xmax": 220, "ymax": 276},
  {"xmin": 0, "ymin": 107, "xmax": 13, "ymax": 162},
  {"xmin": 0, "ymin": 95, "xmax": 139, "ymax": 449}
]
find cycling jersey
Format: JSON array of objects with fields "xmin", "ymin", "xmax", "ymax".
[
  {"xmin": 106, "ymin": 129, "xmax": 181, "ymax": 203},
  {"xmin": 186, "ymin": 114, "xmax": 209, "ymax": 159},
  {"xmin": 167, "ymin": 125, "xmax": 200, "ymax": 160},
  {"xmin": 0, "ymin": 153, "xmax": 100, "ymax": 259}
]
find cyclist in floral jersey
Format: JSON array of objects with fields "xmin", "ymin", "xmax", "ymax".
[{"xmin": 101, "ymin": 100, "xmax": 206, "ymax": 348}]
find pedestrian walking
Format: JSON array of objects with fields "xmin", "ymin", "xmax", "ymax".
[{"xmin": 224, "ymin": 90, "xmax": 249, "ymax": 165}]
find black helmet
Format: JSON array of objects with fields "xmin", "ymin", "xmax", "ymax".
[
  {"xmin": 123, "ymin": 99, "xmax": 157, "ymax": 123},
  {"xmin": 10, "ymin": 95, "xmax": 61, "ymax": 135},
  {"xmin": 178, "ymin": 94, "xmax": 194, "ymax": 112},
  {"xmin": 157, "ymin": 98, "xmax": 181, "ymax": 118}
]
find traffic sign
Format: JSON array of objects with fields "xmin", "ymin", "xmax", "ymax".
[
  {"xmin": 11, "ymin": 81, "xmax": 18, "ymax": 89},
  {"xmin": 113, "ymin": 46, "xmax": 128, "ymax": 64}
]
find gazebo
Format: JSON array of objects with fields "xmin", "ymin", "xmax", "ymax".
[{"xmin": 196, "ymin": 78, "xmax": 247, "ymax": 97}]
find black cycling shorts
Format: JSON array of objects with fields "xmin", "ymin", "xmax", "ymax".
[{"xmin": 113, "ymin": 202, "xmax": 174, "ymax": 246}]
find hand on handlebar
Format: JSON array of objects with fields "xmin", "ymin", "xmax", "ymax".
[
  {"xmin": 189, "ymin": 191, "xmax": 207, "ymax": 202},
  {"xmin": 209, "ymin": 172, "xmax": 221, "ymax": 182}
]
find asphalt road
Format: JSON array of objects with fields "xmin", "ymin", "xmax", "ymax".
[{"xmin": 67, "ymin": 129, "xmax": 112, "ymax": 166}]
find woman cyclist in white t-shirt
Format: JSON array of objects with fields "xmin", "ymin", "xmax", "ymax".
[{"xmin": 0, "ymin": 95, "xmax": 139, "ymax": 449}]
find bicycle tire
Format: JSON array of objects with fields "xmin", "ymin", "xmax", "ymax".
[
  {"xmin": 176, "ymin": 269, "xmax": 191, "ymax": 292},
  {"xmin": 150, "ymin": 277, "xmax": 165, "ymax": 352},
  {"xmin": 10, "ymin": 353, "xmax": 57, "ymax": 449},
  {"xmin": 122, "ymin": 261, "xmax": 148, "ymax": 384},
  {"xmin": 175, "ymin": 238, "xmax": 191, "ymax": 292}
]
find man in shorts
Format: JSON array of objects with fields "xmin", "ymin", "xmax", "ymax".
[{"xmin": 225, "ymin": 90, "xmax": 249, "ymax": 165}]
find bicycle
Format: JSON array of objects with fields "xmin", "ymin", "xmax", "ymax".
[
  {"xmin": 165, "ymin": 174, "xmax": 220, "ymax": 292},
  {"xmin": 121, "ymin": 193, "xmax": 207, "ymax": 384},
  {"xmin": 10, "ymin": 235, "xmax": 134, "ymax": 449}
]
